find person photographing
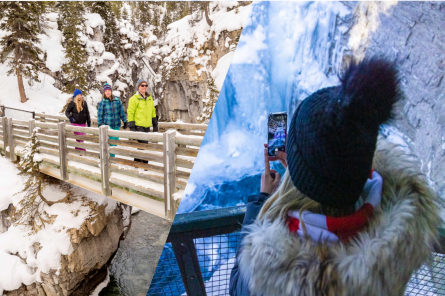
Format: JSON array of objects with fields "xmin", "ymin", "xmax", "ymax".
[{"xmin": 229, "ymin": 58, "xmax": 441, "ymax": 295}]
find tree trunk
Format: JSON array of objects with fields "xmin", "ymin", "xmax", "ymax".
[
  {"xmin": 204, "ymin": 2, "xmax": 212, "ymax": 27},
  {"xmin": 17, "ymin": 68, "xmax": 27, "ymax": 103},
  {"xmin": 15, "ymin": 45, "xmax": 27, "ymax": 103}
]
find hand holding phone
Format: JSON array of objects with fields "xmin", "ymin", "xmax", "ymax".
[
  {"xmin": 264, "ymin": 143, "xmax": 287, "ymax": 168},
  {"xmin": 261, "ymin": 148, "xmax": 281, "ymax": 194}
]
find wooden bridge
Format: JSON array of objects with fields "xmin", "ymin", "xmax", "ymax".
[{"xmin": 0, "ymin": 111, "xmax": 205, "ymax": 221}]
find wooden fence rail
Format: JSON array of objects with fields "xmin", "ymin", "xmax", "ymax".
[
  {"xmin": 0, "ymin": 115, "xmax": 204, "ymax": 220},
  {"xmin": 34, "ymin": 112, "xmax": 208, "ymax": 135}
]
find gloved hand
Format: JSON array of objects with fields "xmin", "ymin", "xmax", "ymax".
[
  {"xmin": 69, "ymin": 117, "xmax": 75, "ymax": 124},
  {"xmin": 153, "ymin": 125, "xmax": 159, "ymax": 132},
  {"xmin": 123, "ymin": 122, "xmax": 128, "ymax": 130},
  {"xmin": 128, "ymin": 121, "xmax": 136, "ymax": 132},
  {"xmin": 87, "ymin": 122, "xmax": 91, "ymax": 127}
]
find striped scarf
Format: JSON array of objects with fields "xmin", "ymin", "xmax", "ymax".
[{"xmin": 287, "ymin": 170, "xmax": 382, "ymax": 243}]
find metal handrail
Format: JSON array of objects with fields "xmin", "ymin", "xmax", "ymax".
[
  {"xmin": 0, "ymin": 106, "xmax": 35, "ymax": 118},
  {"xmin": 166, "ymin": 206, "xmax": 246, "ymax": 296},
  {"xmin": 161, "ymin": 206, "xmax": 445, "ymax": 296}
]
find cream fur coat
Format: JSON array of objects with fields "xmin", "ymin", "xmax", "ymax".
[{"xmin": 238, "ymin": 138, "xmax": 441, "ymax": 296}]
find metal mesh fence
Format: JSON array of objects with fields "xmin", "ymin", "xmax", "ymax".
[
  {"xmin": 148, "ymin": 235, "xmax": 445, "ymax": 296},
  {"xmin": 406, "ymin": 253, "xmax": 445, "ymax": 296},
  {"xmin": 147, "ymin": 243, "xmax": 185, "ymax": 296},
  {"xmin": 196, "ymin": 232, "xmax": 240, "ymax": 295}
]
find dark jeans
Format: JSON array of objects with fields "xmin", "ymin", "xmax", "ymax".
[{"xmin": 134, "ymin": 126, "xmax": 150, "ymax": 163}]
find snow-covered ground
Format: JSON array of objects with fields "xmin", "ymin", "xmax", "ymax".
[
  {"xmin": 0, "ymin": 13, "xmax": 75, "ymax": 115},
  {"xmin": 0, "ymin": 155, "xmax": 118, "ymax": 294}
]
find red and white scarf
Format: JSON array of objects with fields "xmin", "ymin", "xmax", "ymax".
[{"xmin": 287, "ymin": 170, "xmax": 382, "ymax": 243}]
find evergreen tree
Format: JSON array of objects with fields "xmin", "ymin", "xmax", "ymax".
[
  {"xmin": 91, "ymin": 1, "xmax": 120, "ymax": 58},
  {"xmin": 0, "ymin": 2, "xmax": 46, "ymax": 103},
  {"xmin": 122, "ymin": 6, "xmax": 129, "ymax": 21},
  {"xmin": 169, "ymin": 2, "xmax": 179, "ymax": 22},
  {"xmin": 12, "ymin": 129, "xmax": 52, "ymax": 233},
  {"xmin": 128, "ymin": 2, "xmax": 138, "ymax": 27},
  {"xmin": 138, "ymin": 2, "xmax": 151, "ymax": 30},
  {"xmin": 161, "ymin": 5, "xmax": 172, "ymax": 36},
  {"xmin": 152, "ymin": 5, "xmax": 160, "ymax": 37},
  {"xmin": 181, "ymin": 2, "xmax": 190, "ymax": 18},
  {"xmin": 110, "ymin": 1, "xmax": 123, "ymax": 21},
  {"xmin": 58, "ymin": 2, "xmax": 89, "ymax": 96}
]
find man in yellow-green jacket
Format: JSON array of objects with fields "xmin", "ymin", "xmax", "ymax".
[{"xmin": 127, "ymin": 79, "xmax": 158, "ymax": 163}]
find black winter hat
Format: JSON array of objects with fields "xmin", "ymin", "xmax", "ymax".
[{"xmin": 286, "ymin": 58, "xmax": 400, "ymax": 209}]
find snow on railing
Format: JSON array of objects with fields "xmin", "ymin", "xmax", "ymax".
[{"xmin": 0, "ymin": 114, "xmax": 205, "ymax": 221}]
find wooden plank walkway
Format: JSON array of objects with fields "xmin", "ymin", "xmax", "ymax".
[{"xmin": 0, "ymin": 113, "xmax": 206, "ymax": 221}]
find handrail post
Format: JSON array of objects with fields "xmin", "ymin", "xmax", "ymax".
[
  {"xmin": 171, "ymin": 235, "xmax": 207, "ymax": 296},
  {"xmin": 99, "ymin": 125, "xmax": 111, "ymax": 196},
  {"xmin": 1, "ymin": 117, "xmax": 7, "ymax": 157},
  {"xmin": 58, "ymin": 122, "xmax": 68, "ymax": 181},
  {"xmin": 28, "ymin": 119, "xmax": 35, "ymax": 137},
  {"xmin": 7, "ymin": 117, "xmax": 16, "ymax": 161},
  {"xmin": 163, "ymin": 129, "xmax": 177, "ymax": 221}
]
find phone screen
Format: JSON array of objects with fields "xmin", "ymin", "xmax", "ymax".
[{"xmin": 268, "ymin": 112, "xmax": 287, "ymax": 156}]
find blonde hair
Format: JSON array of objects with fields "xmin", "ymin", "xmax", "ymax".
[
  {"xmin": 258, "ymin": 170, "xmax": 321, "ymax": 235},
  {"xmin": 74, "ymin": 94, "xmax": 84, "ymax": 113}
]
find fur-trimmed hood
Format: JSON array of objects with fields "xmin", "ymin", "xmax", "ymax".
[{"xmin": 238, "ymin": 137, "xmax": 441, "ymax": 296}]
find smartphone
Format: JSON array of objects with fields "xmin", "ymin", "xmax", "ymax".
[{"xmin": 268, "ymin": 112, "xmax": 287, "ymax": 157}]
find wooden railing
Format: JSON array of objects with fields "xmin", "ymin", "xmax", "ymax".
[
  {"xmin": 34, "ymin": 112, "xmax": 206, "ymax": 136},
  {"xmin": 0, "ymin": 114, "xmax": 206, "ymax": 220}
]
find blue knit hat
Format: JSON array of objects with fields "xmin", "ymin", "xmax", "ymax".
[
  {"xmin": 73, "ymin": 89, "xmax": 82, "ymax": 97},
  {"xmin": 103, "ymin": 83, "xmax": 112, "ymax": 92},
  {"xmin": 135, "ymin": 79, "xmax": 147, "ymax": 91}
]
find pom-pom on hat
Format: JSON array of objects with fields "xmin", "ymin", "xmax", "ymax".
[
  {"xmin": 103, "ymin": 83, "xmax": 112, "ymax": 92},
  {"xmin": 286, "ymin": 58, "xmax": 400, "ymax": 209},
  {"xmin": 73, "ymin": 89, "xmax": 82, "ymax": 97}
]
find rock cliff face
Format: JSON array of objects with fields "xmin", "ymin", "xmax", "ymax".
[
  {"xmin": 157, "ymin": 29, "xmax": 241, "ymax": 123},
  {"xmin": 4, "ymin": 203, "xmax": 125, "ymax": 296},
  {"xmin": 0, "ymin": 204, "xmax": 13, "ymax": 233},
  {"xmin": 345, "ymin": 1, "xmax": 445, "ymax": 198}
]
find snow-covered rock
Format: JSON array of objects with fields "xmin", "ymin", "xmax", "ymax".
[
  {"xmin": 148, "ymin": 2, "xmax": 251, "ymax": 123},
  {"xmin": 0, "ymin": 156, "xmax": 125, "ymax": 295}
]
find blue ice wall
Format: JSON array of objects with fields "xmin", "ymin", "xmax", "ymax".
[{"xmin": 180, "ymin": 2, "xmax": 352, "ymax": 213}]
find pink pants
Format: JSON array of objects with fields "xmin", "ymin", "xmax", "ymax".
[{"xmin": 72, "ymin": 123, "xmax": 86, "ymax": 151}]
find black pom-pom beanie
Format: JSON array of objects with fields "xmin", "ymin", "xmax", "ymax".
[{"xmin": 286, "ymin": 58, "xmax": 400, "ymax": 209}]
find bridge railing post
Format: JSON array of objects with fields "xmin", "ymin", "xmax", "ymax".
[
  {"xmin": 99, "ymin": 125, "xmax": 111, "ymax": 196},
  {"xmin": 58, "ymin": 122, "xmax": 68, "ymax": 181},
  {"xmin": 163, "ymin": 129, "xmax": 177, "ymax": 221},
  {"xmin": 28, "ymin": 119, "xmax": 35, "ymax": 137},
  {"xmin": 1, "ymin": 117, "xmax": 7, "ymax": 157},
  {"xmin": 7, "ymin": 117, "xmax": 16, "ymax": 161}
]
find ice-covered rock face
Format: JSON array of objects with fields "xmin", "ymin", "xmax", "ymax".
[
  {"xmin": 180, "ymin": 1, "xmax": 445, "ymax": 212},
  {"xmin": 346, "ymin": 1, "xmax": 445, "ymax": 199},
  {"xmin": 155, "ymin": 29, "xmax": 242, "ymax": 123}
]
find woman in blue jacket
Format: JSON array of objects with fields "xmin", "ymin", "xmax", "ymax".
[{"xmin": 97, "ymin": 83, "xmax": 127, "ymax": 157}]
